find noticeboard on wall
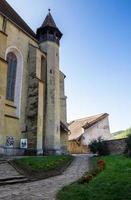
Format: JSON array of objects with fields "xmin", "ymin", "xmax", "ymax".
[{"xmin": 20, "ymin": 139, "xmax": 28, "ymax": 149}]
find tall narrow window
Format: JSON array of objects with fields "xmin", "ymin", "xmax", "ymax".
[
  {"xmin": 2, "ymin": 17, "xmax": 7, "ymax": 32},
  {"xmin": 6, "ymin": 52, "xmax": 17, "ymax": 101},
  {"xmin": 41, "ymin": 56, "xmax": 46, "ymax": 82}
]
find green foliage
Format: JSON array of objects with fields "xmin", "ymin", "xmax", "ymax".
[
  {"xmin": 88, "ymin": 137, "xmax": 110, "ymax": 156},
  {"xmin": 57, "ymin": 156, "xmax": 131, "ymax": 200},
  {"xmin": 14, "ymin": 155, "xmax": 73, "ymax": 170},
  {"xmin": 113, "ymin": 130, "xmax": 124, "ymax": 136},
  {"xmin": 114, "ymin": 127, "xmax": 131, "ymax": 139}
]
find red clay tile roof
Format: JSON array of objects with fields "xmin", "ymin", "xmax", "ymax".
[
  {"xmin": 0, "ymin": 0, "xmax": 36, "ymax": 39},
  {"xmin": 69, "ymin": 113, "xmax": 109, "ymax": 140}
]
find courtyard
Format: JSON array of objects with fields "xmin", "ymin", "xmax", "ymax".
[{"xmin": 0, "ymin": 155, "xmax": 90, "ymax": 200}]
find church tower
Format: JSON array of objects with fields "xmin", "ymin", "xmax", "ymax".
[{"xmin": 37, "ymin": 10, "xmax": 63, "ymax": 154}]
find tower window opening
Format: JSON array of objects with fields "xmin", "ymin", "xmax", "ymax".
[{"xmin": 49, "ymin": 31, "xmax": 54, "ymax": 40}]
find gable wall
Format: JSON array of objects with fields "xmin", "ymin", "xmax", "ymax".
[{"xmin": 82, "ymin": 117, "xmax": 111, "ymax": 145}]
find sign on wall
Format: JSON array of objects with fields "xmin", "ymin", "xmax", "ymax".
[
  {"xmin": 20, "ymin": 139, "xmax": 28, "ymax": 149},
  {"xmin": 6, "ymin": 136, "xmax": 15, "ymax": 147}
]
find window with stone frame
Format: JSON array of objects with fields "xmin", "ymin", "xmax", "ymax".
[{"xmin": 6, "ymin": 52, "xmax": 17, "ymax": 101}]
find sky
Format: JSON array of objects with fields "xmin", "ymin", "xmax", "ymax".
[{"xmin": 7, "ymin": 0, "xmax": 131, "ymax": 133}]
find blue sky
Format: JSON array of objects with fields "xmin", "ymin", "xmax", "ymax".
[{"xmin": 7, "ymin": 0, "xmax": 131, "ymax": 132}]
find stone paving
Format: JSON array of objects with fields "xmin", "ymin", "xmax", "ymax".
[
  {"xmin": 0, "ymin": 162, "xmax": 23, "ymax": 179},
  {"xmin": 0, "ymin": 155, "xmax": 91, "ymax": 200}
]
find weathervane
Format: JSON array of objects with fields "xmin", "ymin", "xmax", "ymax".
[{"xmin": 48, "ymin": 8, "xmax": 51, "ymax": 13}]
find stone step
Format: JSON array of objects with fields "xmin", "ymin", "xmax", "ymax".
[
  {"xmin": 0, "ymin": 175, "xmax": 26, "ymax": 182},
  {"xmin": 0, "ymin": 176, "xmax": 29, "ymax": 186},
  {"xmin": 0, "ymin": 161, "xmax": 7, "ymax": 164}
]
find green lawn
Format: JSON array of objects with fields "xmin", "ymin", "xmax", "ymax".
[
  {"xmin": 57, "ymin": 155, "xmax": 131, "ymax": 200},
  {"xmin": 14, "ymin": 155, "xmax": 73, "ymax": 170}
]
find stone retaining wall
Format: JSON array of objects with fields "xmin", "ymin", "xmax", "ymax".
[
  {"xmin": 0, "ymin": 146, "xmax": 25, "ymax": 156},
  {"xmin": 105, "ymin": 138, "xmax": 126, "ymax": 155}
]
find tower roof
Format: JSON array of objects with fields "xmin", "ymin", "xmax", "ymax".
[
  {"xmin": 41, "ymin": 10, "xmax": 57, "ymax": 28},
  {"xmin": 36, "ymin": 10, "xmax": 63, "ymax": 44}
]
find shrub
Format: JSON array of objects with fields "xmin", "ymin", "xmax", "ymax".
[
  {"xmin": 78, "ymin": 173, "xmax": 93, "ymax": 184},
  {"xmin": 89, "ymin": 137, "xmax": 110, "ymax": 156},
  {"xmin": 125, "ymin": 134, "xmax": 131, "ymax": 157}
]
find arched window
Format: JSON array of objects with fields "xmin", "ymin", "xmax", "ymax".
[{"xmin": 6, "ymin": 52, "xmax": 17, "ymax": 101}]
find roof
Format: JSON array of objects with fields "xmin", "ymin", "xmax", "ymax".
[
  {"xmin": 60, "ymin": 70, "xmax": 66, "ymax": 79},
  {"xmin": 41, "ymin": 12, "xmax": 57, "ymax": 28},
  {"xmin": 0, "ymin": 0, "xmax": 36, "ymax": 39},
  {"xmin": 60, "ymin": 121, "xmax": 69, "ymax": 133},
  {"xmin": 69, "ymin": 113, "xmax": 109, "ymax": 140},
  {"xmin": 37, "ymin": 10, "xmax": 63, "ymax": 41}
]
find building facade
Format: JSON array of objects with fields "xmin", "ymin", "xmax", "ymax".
[
  {"xmin": 0, "ymin": 0, "xmax": 68, "ymax": 156},
  {"xmin": 68, "ymin": 113, "xmax": 111, "ymax": 154}
]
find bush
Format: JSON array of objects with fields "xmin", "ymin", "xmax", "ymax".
[
  {"xmin": 78, "ymin": 173, "xmax": 93, "ymax": 184},
  {"xmin": 89, "ymin": 137, "xmax": 110, "ymax": 156},
  {"xmin": 125, "ymin": 134, "xmax": 131, "ymax": 156}
]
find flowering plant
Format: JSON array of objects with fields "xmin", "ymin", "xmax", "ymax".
[{"xmin": 97, "ymin": 159, "xmax": 105, "ymax": 170}]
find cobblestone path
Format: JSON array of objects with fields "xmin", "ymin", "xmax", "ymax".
[
  {"xmin": 0, "ymin": 155, "xmax": 91, "ymax": 200},
  {"xmin": 0, "ymin": 162, "xmax": 24, "ymax": 179}
]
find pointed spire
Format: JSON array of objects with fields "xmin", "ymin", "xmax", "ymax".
[
  {"xmin": 41, "ymin": 10, "xmax": 57, "ymax": 28},
  {"xmin": 36, "ymin": 10, "xmax": 63, "ymax": 45}
]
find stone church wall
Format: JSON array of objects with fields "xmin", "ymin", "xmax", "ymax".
[
  {"xmin": 5, "ymin": 18, "xmax": 39, "ymax": 132},
  {"xmin": 0, "ymin": 14, "xmax": 40, "ymax": 154},
  {"xmin": 0, "ymin": 57, "xmax": 7, "ymax": 146},
  {"xmin": 26, "ymin": 45, "xmax": 39, "ymax": 151},
  {"xmin": 0, "ymin": 15, "xmax": 3, "ymax": 30},
  {"xmin": 60, "ymin": 71, "xmax": 67, "ymax": 124},
  {"xmin": 0, "ymin": 8, "xmax": 68, "ymax": 155}
]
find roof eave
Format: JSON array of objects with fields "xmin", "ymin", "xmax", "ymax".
[
  {"xmin": 60, "ymin": 121, "xmax": 69, "ymax": 133},
  {"xmin": 83, "ymin": 113, "xmax": 109, "ymax": 130},
  {"xmin": 0, "ymin": 12, "xmax": 37, "ymax": 43}
]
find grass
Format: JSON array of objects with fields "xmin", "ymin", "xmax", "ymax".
[
  {"xmin": 57, "ymin": 155, "xmax": 131, "ymax": 200},
  {"xmin": 14, "ymin": 155, "xmax": 73, "ymax": 170}
]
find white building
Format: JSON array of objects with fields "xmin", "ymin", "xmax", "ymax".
[{"xmin": 68, "ymin": 113, "xmax": 111, "ymax": 154}]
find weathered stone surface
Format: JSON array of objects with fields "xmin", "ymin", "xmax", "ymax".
[
  {"xmin": 0, "ymin": 162, "xmax": 21, "ymax": 179},
  {"xmin": 26, "ymin": 45, "xmax": 39, "ymax": 150},
  {"xmin": 40, "ymin": 41, "xmax": 61, "ymax": 152},
  {"xmin": 105, "ymin": 138, "xmax": 126, "ymax": 155},
  {"xmin": 0, "ymin": 8, "xmax": 68, "ymax": 155},
  {"xmin": 0, "ymin": 13, "xmax": 40, "ymax": 154},
  {"xmin": 60, "ymin": 71, "xmax": 67, "ymax": 124}
]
